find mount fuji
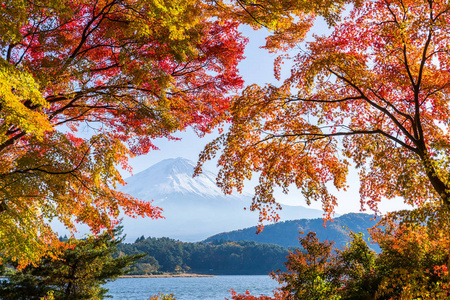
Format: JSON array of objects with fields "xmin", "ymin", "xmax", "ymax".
[{"xmin": 119, "ymin": 157, "xmax": 325, "ymax": 242}]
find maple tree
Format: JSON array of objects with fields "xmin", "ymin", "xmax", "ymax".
[
  {"xmin": 273, "ymin": 232, "xmax": 340, "ymax": 300},
  {"xmin": 0, "ymin": 0, "xmax": 246, "ymax": 266},
  {"xmin": 197, "ymin": 0, "xmax": 450, "ymax": 221},
  {"xmin": 370, "ymin": 206, "xmax": 450, "ymax": 299}
]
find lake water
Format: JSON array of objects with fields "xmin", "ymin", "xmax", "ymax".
[{"xmin": 104, "ymin": 275, "xmax": 280, "ymax": 300}]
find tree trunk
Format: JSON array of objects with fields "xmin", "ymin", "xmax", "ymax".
[{"xmin": 419, "ymin": 149, "xmax": 450, "ymax": 208}]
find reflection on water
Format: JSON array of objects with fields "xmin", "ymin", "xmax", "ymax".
[{"xmin": 104, "ymin": 275, "xmax": 279, "ymax": 300}]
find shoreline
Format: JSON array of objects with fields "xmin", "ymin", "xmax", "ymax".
[{"xmin": 120, "ymin": 274, "xmax": 214, "ymax": 278}]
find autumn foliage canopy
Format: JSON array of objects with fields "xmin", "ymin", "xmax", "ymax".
[
  {"xmin": 197, "ymin": 0, "xmax": 450, "ymax": 222},
  {"xmin": 0, "ymin": 0, "xmax": 246, "ymax": 266}
]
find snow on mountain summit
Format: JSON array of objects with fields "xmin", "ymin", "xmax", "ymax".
[{"xmin": 121, "ymin": 157, "xmax": 236, "ymax": 200}]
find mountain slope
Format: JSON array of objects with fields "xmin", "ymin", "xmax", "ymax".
[
  {"xmin": 119, "ymin": 158, "xmax": 325, "ymax": 242},
  {"xmin": 204, "ymin": 213, "xmax": 380, "ymax": 251}
]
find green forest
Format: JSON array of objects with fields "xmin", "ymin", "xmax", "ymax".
[{"xmin": 116, "ymin": 237, "xmax": 289, "ymax": 275}]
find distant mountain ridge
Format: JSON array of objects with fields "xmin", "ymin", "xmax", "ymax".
[
  {"xmin": 204, "ymin": 213, "xmax": 380, "ymax": 251},
  {"xmin": 119, "ymin": 157, "xmax": 325, "ymax": 242}
]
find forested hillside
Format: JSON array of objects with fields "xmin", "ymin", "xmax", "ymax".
[
  {"xmin": 116, "ymin": 237, "xmax": 289, "ymax": 275},
  {"xmin": 205, "ymin": 213, "xmax": 379, "ymax": 251}
]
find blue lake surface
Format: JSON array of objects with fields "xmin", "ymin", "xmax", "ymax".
[{"xmin": 104, "ymin": 275, "xmax": 279, "ymax": 300}]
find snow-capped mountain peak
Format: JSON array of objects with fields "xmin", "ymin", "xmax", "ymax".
[{"xmin": 120, "ymin": 157, "xmax": 235, "ymax": 201}]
